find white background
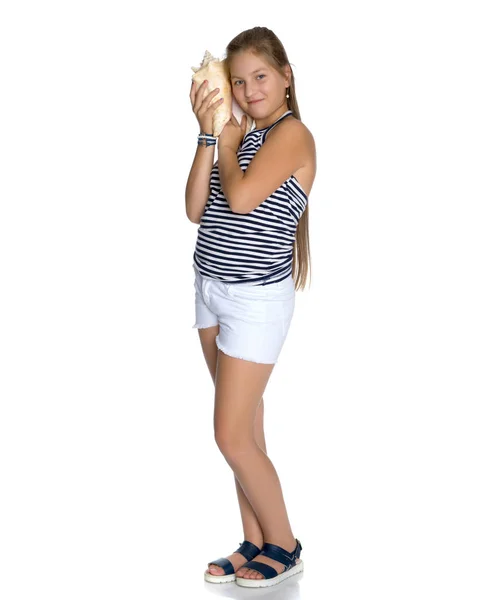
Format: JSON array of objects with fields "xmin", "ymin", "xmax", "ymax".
[{"xmin": 1, "ymin": 1, "xmax": 478, "ymax": 599}]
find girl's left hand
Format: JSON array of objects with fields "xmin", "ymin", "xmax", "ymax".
[{"xmin": 218, "ymin": 113, "xmax": 248, "ymax": 151}]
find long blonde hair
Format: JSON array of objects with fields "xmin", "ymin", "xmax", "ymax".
[{"xmin": 224, "ymin": 27, "xmax": 311, "ymax": 291}]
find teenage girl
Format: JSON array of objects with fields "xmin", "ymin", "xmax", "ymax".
[{"xmin": 186, "ymin": 27, "xmax": 316, "ymax": 589}]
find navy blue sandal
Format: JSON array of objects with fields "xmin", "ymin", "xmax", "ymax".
[
  {"xmin": 204, "ymin": 540, "xmax": 262, "ymax": 583},
  {"xmin": 235, "ymin": 538, "xmax": 303, "ymax": 588}
]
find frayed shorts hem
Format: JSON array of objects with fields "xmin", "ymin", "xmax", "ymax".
[
  {"xmin": 191, "ymin": 323, "xmax": 278, "ymax": 364},
  {"xmin": 215, "ymin": 335, "xmax": 277, "ymax": 365}
]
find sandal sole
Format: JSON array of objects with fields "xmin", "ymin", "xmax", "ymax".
[
  {"xmin": 204, "ymin": 570, "xmax": 236, "ymax": 583},
  {"xmin": 235, "ymin": 559, "xmax": 304, "ymax": 588}
]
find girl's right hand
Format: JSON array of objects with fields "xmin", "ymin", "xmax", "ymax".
[{"xmin": 190, "ymin": 79, "xmax": 224, "ymax": 135}]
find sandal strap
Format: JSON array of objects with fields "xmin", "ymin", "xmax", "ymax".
[
  {"xmin": 240, "ymin": 559, "xmax": 278, "ymax": 580},
  {"xmin": 235, "ymin": 540, "xmax": 262, "ymax": 562},
  {"xmin": 207, "ymin": 556, "xmax": 234, "ymax": 575},
  {"xmin": 208, "ymin": 540, "xmax": 262, "ymax": 575},
  {"xmin": 260, "ymin": 538, "xmax": 302, "ymax": 567}
]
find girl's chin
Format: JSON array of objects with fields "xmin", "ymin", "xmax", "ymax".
[{"xmin": 243, "ymin": 102, "xmax": 264, "ymax": 113}]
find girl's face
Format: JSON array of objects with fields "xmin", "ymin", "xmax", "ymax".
[{"xmin": 229, "ymin": 51, "xmax": 288, "ymax": 116}]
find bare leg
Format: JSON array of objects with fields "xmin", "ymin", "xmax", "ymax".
[
  {"xmin": 214, "ymin": 349, "xmax": 299, "ymax": 580},
  {"xmin": 198, "ymin": 327, "xmax": 266, "ymax": 576},
  {"xmin": 209, "ymin": 398, "xmax": 267, "ymax": 575},
  {"xmin": 235, "ymin": 396, "xmax": 266, "ymax": 547}
]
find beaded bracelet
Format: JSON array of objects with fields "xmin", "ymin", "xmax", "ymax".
[{"xmin": 198, "ymin": 132, "xmax": 217, "ymax": 148}]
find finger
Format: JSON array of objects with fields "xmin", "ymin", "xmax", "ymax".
[
  {"xmin": 202, "ymin": 88, "xmax": 220, "ymax": 111},
  {"xmin": 202, "ymin": 81, "xmax": 209, "ymax": 101},
  {"xmin": 205, "ymin": 97, "xmax": 224, "ymax": 113},
  {"xmin": 194, "ymin": 81, "xmax": 211, "ymax": 112},
  {"xmin": 189, "ymin": 80, "xmax": 195, "ymax": 105},
  {"xmin": 208, "ymin": 97, "xmax": 224, "ymax": 110},
  {"xmin": 191, "ymin": 80, "xmax": 207, "ymax": 109},
  {"xmin": 194, "ymin": 80, "xmax": 208, "ymax": 108},
  {"xmin": 200, "ymin": 83, "xmax": 218, "ymax": 110},
  {"xmin": 207, "ymin": 88, "xmax": 220, "ymax": 99}
]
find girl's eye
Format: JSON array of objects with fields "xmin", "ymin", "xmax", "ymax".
[{"xmin": 233, "ymin": 74, "xmax": 265, "ymax": 86}]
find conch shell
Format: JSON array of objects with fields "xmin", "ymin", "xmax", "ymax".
[{"xmin": 191, "ymin": 50, "xmax": 254, "ymax": 137}]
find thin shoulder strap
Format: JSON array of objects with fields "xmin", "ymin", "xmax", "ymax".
[{"xmin": 262, "ymin": 111, "xmax": 294, "ymax": 143}]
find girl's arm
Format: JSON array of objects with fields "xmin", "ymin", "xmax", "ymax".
[{"xmin": 185, "ymin": 144, "xmax": 216, "ymax": 224}]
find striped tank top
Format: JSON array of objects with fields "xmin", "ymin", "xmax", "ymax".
[{"xmin": 192, "ymin": 109, "xmax": 308, "ymax": 286}]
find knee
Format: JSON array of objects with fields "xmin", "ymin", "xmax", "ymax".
[{"xmin": 214, "ymin": 427, "xmax": 256, "ymax": 461}]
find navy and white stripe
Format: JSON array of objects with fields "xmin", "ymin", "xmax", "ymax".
[{"xmin": 192, "ymin": 109, "xmax": 308, "ymax": 286}]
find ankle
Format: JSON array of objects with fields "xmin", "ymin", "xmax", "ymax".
[
  {"xmin": 244, "ymin": 537, "xmax": 264, "ymax": 550},
  {"xmin": 264, "ymin": 536, "xmax": 297, "ymax": 553}
]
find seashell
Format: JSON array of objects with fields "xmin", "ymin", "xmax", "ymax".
[{"xmin": 191, "ymin": 49, "xmax": 254, "ymax": 137}]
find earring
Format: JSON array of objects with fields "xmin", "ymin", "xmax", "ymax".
[{"xmin": 286, "ymin": 87, "xmax": 290, "ymax": 99}]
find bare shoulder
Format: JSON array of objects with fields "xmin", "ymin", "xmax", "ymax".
[
  {"xmin": 292, "ymin": 117, "xmax": 315, "ymax": 153},
  {"xmin": 267, "ymin": 117, "xmax": 315, "ymax": 162},
  {"xmin": 288, "ymin": 117, "xmax": 317, "ymax": 196},
  {"xmin": 262, "ymin": 116, "xmax": 316, "ymax": 197}
]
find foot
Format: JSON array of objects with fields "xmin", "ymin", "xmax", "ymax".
[
  {"xmin": 236, "ymin": 539, "xmax": 299, "ymax": 580},
  {"xmin": 206, "ymin": 543, "xmax": 263, "ymax": 576}
]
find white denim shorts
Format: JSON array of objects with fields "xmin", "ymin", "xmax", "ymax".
[{"xmin": 192, "ymin": 263, "xmax": 295, "ymax": 364}]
